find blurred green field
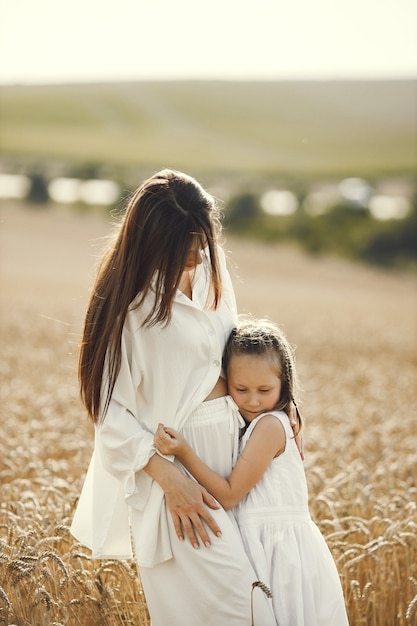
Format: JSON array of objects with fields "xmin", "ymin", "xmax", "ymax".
[{"xmin": 1, "ymin": 80, "xmax": 416, "ymax": 177}]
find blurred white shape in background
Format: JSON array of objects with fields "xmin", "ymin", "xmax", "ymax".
[
  {"xmin": 339, "ymin": 177, "xmax": 372, "ymax": 206},
  {"xmin": 78, "ymin": 179, "xmax": 120, "ymax": 206},
  {"xmin": 48, "ymin": 177, "xmax": 81, "ymax": 203},
  {"xmin": 0, "ymin": 173, "xmax": 30, "ymax": 198},
  {"xmin": 303, "ymin": 184, "xmax": 340, "ymax": 216},
  {"xmin": 368, "ymin": 195, "xmax": 410, "ymax": 220},
  {"xmin": 49, "ymin": 177, "xmax": 120, "ymax": 205},
  {"xmin": 261, "ymin": 189, "xmax": 298, "ymax": 216}
]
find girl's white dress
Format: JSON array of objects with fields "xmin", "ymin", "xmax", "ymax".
[{"xmin": 234, "ymin": 411, "xmax": 349, "ymax": 626}]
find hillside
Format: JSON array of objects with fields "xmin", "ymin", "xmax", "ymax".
[{"xmin": 1, "ymin": 80, "xmax": 416, "ymax": 178}]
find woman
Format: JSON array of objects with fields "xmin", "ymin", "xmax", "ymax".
[{"xmin": 71, "ymin": 169, "xmax": 276, "ymax": 625}]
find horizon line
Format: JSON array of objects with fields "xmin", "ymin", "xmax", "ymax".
[{"xmin": 1, "ymin": 75, "xmax": 417, "ymax": 87}]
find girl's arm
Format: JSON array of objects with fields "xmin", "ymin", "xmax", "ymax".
[{"xmin": 154, "ymin": 416, "xmax": 286, "ymax": 510}]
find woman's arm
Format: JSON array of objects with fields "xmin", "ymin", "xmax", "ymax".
[
  {"xmin": 98, "ymin": 324, "xmax": 223, "ymax": 549},
  {"xmin": 155, "ymin": 416, "xmax": 285, "ymax": 510}
]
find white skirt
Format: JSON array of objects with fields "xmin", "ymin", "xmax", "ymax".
[{"xmin": 133, "ymin": 396, "xmax": 276, "ymax": 626}]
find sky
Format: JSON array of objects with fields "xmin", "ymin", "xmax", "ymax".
[{"xmin": 1, "ymin": 0, "xmax": 417, "ymax": 84}]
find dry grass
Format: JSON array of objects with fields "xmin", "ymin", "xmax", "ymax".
[{"xmin": 1, "ymin": 202, "xmax": 416, "ymax": 625}]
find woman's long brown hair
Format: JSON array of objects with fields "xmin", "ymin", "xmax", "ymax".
[{"xmin": 79, "ymin": 169, "xmax": 223, "ymax": 423}]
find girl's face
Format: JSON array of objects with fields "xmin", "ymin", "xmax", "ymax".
[{"xmin": 227, "ymin": 354, "xmax": 282, "ymax": 422}]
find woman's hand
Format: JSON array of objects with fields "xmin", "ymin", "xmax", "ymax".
[
  {"xmin": 145, "ymin": 441, "xmax": 221, "ymax": 548},
  {"xmin": 164, "ymin": 472, "xmax": 222, "ymax": 549}
]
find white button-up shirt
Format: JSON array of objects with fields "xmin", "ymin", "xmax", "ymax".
[{"xmin": 71, "ymin": 245, "xmax": 237, "ymax": 566}]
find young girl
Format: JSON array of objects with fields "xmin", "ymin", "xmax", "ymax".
[{"xmin": 155, "ymin": 317, "xmax": 349, "ymax": 626}]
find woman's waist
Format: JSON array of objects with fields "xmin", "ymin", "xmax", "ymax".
[
  {"xmin": 184, "ymin": 394, "xmax": 239, "ymax": 424},
  {"xmin": 204, "ymin": 375, "xmax": 227, "ymax": 401}
]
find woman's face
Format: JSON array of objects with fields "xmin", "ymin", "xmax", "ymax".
[{"xmin": 183, "ymin": 238, "xmax": 206, "ymax": 272}]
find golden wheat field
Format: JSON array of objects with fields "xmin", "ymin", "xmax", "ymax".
[{"xmin": 0, "ymin": 202, "xmax": 416, "ymax": 626}]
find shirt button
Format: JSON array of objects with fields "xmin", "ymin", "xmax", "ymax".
[
  {"xmin": 213, "ymin": 360, "xmax": 220, "ymax": 367},
  {"xmin": 208, "ymin": 329, "xmax": 214, "ymax": 336}
]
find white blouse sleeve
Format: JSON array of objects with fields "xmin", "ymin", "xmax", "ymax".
[
  {"xmin": 96, "ymin": 324, "xmax": 158, "ymax": 511},
  {"xmin": 219, "ymin": 245, "xmax": 238, "ymax": 317}
]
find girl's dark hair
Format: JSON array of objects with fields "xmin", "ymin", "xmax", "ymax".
[
  {"xmin": 79, "ymin": 169, "xmax": 223, "ymax": 423},
  {"xmin": 223, "ymin": 316, "xmax": 303, "ymax": 433}
]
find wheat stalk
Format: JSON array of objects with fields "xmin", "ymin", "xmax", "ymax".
[
  {"xmin": 251, "ymin": 581, "xmax": 272, "ymax": 626},
  {"xmin": 0, "ymin": 586, "xmax": 11, "ymax": 610},
  {"xmin": 406, "ymin": 593, "xmax": 417, "ymax": 622}
]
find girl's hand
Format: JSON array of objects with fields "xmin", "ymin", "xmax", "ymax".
[{"xmin": 154, "ymin": 423, "xmax": 186, "ymax": 456}]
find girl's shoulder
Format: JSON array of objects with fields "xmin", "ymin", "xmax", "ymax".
[
  {"xmin": 242, "ymin": 411, "xmax": 289, "ymax": 444},
  {"xmin": 268, "ymin": 410, "xmax": 293, "ymax": 431},
  {"xmin": 251, "ymin": 410, "xmax": 289, "ymax": 429}
]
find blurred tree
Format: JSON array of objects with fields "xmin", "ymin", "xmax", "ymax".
[
  {"xmin": 360, "ymin": 194, "xmax": 417, "ymax": 267},
  {"xmin": 70, "ymin": 162, "xmax": 101, "ymax": 180},
  {"xmin": 225, "ymin": 189, "xmax": 417, "ymax": 268},
  {"xmin": 27, "ymin": 172, "xmax": 49, "ymax": 204},
  {"xmin": 226, "ymin": 192, "xmax": 261, "ymax": 227}
]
